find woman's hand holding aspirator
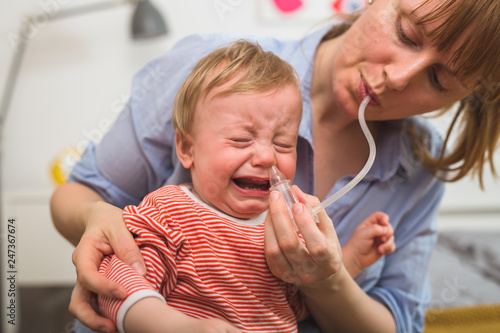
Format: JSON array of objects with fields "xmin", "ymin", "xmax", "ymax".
[{"xmin": 264, "ymin": 185, "xmax": 342, "ymax": 287}]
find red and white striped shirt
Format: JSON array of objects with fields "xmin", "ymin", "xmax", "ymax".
[{"xmin": 98, "ymin": 185, "xmax": 307, "ymax": 332}]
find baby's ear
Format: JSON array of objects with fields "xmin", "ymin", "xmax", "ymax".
[{"xmin": 175, "ymin": 130, "xmax": 194, "ymax": 169}]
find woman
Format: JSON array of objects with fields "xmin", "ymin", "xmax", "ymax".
[{"xmin": 51, "ymin": 0, "xmax": 500, "ymax": 332}]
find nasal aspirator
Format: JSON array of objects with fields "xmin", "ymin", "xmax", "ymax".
[
  {"xmin": 268, "ymin": 95, "xmax": 376, "ymax": 224},
  {"xmin": 269, "ymin": 165, "xmax": 301, "ymax": 230}
]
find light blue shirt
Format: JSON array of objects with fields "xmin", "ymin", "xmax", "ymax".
[{"xmin": 70, "ymin": 28, "xmax": 444, "ymax": 333}]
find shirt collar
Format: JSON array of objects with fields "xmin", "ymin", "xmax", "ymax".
[
  {"xmin": 365, "ymin": 119, "xmax": 406, "ymax": 183},
  {"xmin": 366, "ymin": 117, "xmax": 441, "ymax": 183},
  {"xmin": 180, "ymin": 185, "xmax": 267, "ymax": 226},
  {"xmin": 297, "ymin": 26, "xmax": 332, "ymax": 145}
]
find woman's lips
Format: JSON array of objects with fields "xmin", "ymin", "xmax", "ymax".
[{"xmin": 359, "ymin": 76, "xmax": 380, "ymax": 106}]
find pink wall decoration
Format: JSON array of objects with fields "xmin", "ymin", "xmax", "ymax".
[
  {"xmin": 260, "ymin": 0, "xmax": 364, "ymax": 23},
  {"xmin": 271, "ymin": 0, "xmax": 304, "ymax": 13}
]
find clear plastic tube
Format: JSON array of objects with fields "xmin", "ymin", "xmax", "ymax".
[
  {"xmin": 269, "ymin": 165, "xmax": 300, "ymax": 230},
  {"xmin": 311, "ymin": 95, "xmax": 376, "ymax": 217}
]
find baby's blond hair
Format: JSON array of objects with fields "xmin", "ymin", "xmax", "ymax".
[{"xmin": 172, "ymin": 40, "xmax": 300, "ymax": 142}]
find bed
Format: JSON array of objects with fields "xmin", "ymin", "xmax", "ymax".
[{"xmin": 425, "ymin": 230, "xmax": 500, "ymax": 332}]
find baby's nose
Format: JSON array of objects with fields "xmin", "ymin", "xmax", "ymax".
[{"xmin": 251, "ymin": 144, "xmax": 276, "ymax": 167}]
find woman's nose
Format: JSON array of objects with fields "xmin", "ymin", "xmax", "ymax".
[{"xmin": 384, "ymin": 53, "xmax": 432, "ymax": 91}]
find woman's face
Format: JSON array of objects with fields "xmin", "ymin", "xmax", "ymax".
[{"xmin": 329, "ymin": 0, "xmax": 477, "ymax": 120}]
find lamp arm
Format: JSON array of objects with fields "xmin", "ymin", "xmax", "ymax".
[
  {"xmin": 0, "ymin": 22, "xmax": 29, "ymax": 138},
  {"xmin": 0, "ymin": 0, "xmax": 138, "ymax": 137},
  {"xmin": 51, "ymin": 0, "xmax": 137, "ymax": 21}
]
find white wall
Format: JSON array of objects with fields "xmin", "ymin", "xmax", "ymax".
[{"xmin": 0, "ymin": 0, "xmax": 499, "ymax": 289}]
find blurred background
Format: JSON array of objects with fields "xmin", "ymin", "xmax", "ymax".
[{"xmin": 0, "ymin": 0, "xmax": 499, "ymax": 332}]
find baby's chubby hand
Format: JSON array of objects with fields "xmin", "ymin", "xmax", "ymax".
[{"xmin": 342, "ymin": 212, "xmax": 395, "ymax": 278}]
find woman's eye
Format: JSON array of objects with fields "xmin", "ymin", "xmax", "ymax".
[
  {"xmin": 397, "ymin": 17, "xmax": 417, "ymax": 47},
  {"xmin": 429, "ymin": 66, "xmax": 446, "ymax": 92}
]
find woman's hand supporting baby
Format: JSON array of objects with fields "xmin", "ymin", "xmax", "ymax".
[{"xmin": 51, "ymin": 182, "xmax": 146, "ymax": 333}]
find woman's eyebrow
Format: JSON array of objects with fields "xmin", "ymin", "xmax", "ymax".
[{"xmin": 405, "ymin": 9, "xmax": 471, "ymax": 90}]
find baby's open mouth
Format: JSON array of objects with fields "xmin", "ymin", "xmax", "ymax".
[{"xmin": 233, "ymin": 177, "xmax": 270, "ymax": 191}]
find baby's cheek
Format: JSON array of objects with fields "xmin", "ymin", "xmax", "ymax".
[{"xmin": 201, "ymin": 169, "xmax": 233, "ymax": 200}]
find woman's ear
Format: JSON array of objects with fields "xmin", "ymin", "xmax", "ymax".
[{"xmin": 175, "ymin": 130, "xmax": 194, "ymax": 169}]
